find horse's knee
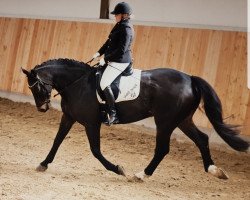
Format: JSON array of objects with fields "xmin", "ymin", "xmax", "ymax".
[
  {"xmin": 155, "ymin": 145, "xmax": 170, "ymax": 157},
  {"xmin": 200, "ymin": 132, "xmax": 209, "ymax": 145}
]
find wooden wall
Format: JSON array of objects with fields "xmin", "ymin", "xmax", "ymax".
[{"xmin": 0, "ymin": 17, "xmax": 249, "ymax": 135}]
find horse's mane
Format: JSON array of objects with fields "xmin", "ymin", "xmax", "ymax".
[{"xmin": 33, "ymin": 58, "xmax": 92, "ymax": 71}]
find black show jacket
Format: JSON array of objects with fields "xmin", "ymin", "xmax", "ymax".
[{"xmin": 98, "ymin": 19, "xmax": 134, "ymax": 63}]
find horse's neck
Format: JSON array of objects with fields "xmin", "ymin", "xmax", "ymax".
[{"xmin": 37, "ymin": 64, "xmax": 92, "ymax": 91}]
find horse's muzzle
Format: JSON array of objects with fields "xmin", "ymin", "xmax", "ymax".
[{"xmin": 37, "ymin": 101, "xmax": 51, "ymax": 112}]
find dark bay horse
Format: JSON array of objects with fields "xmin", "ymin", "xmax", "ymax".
[{"xmin": 22, "ymin": 58, "xmax": 249, "ymax": 181}]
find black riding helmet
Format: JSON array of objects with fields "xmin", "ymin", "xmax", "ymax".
[{"xmin": 110, "ymin": 2, "xmax": 132, "ymax": 15}]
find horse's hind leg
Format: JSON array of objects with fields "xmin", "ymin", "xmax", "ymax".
[{"xmin": 178, "ymin": 118, "xmax": 229, "ymax": 179}]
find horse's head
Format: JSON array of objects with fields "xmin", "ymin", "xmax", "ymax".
[{"xmin": 22, "ymin": 68, "xmax": 53, "ymax": 112}]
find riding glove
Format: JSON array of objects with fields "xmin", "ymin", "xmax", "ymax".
[
  {"xmin": 92, "ymin": 52, "xmax": 100, "ymax": 60},
  {"xmin": 99, "ymin": 58, "xmax": 106, "ymax": 66}
]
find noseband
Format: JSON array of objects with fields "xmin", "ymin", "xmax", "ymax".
[
  {"xmin": 28, "ymin": 80, "xmax": 39, "ymax": 88},
  {"xmin": 28, "ymin": 75, "xmax": 52, "ymax": 108}
]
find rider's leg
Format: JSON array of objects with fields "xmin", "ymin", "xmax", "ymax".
[
  {"xmin": 103, "ymin": 85, "xmax": 119, "ymax": 125},
  {"xmin": 100, "ymin": 62, "xmax": 129, "ymax": 90},
  {"xmin": 100, "ymin": 62, "xmax": 129, "ymax": 125}
]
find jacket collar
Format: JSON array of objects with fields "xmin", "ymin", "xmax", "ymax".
[{"xmin": 117, "ymin": 18, "xmax": 130, "ymax": 25}]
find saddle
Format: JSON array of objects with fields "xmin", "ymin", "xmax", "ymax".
[{"xmin": 96, "ymin": 63, "xmax": 133, "ymax": 102}]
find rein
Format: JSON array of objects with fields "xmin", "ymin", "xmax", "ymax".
[
  {"xmin": 53, "ymin": 74, "xmax": 85, "ymax": 97},
  {"xmin": 53, "ymin": 62, "xmax": 98, "ymax": 97}
]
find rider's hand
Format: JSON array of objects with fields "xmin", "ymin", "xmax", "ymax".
[
  {"xmin": 99, "ymin": 58, "xmax": 106, "ymax": 66},
  {"xmin": 92, "ymin": 52, "xmax": 100, "ymax": 60}
]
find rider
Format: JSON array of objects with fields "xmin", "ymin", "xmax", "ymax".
[{"xmin": 92, "ymin": 2, "xmax": 134, "ymax": 125}]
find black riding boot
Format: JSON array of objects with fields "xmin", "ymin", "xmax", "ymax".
[{"xmin": 103, "ymin": 86, "xmax": 119, "ymax": 125}]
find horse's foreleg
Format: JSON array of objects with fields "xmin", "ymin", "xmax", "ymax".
[
  {"xmin": 178, "ymin": 120, "xmax": 229, "ymax": 179},
  {"xmin": 36, "ymin": 114, "xmax": 75, "ymax": 172},
  {"xmin": 133, "ymin": 126, "xmax": 172, "ymax": 181},
  {"xmin": 85, "ymin": 125, "xmax": 126, "ymax": 176}
]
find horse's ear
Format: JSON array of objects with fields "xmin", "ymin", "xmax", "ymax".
[{"xmin": 21, "ymin": 67, "xmax": 30, "ymax": 76}]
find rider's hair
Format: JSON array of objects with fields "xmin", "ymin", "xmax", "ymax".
[{"xmin": 121, "ymin": 13, "xmax": 130, "ymax": 20}]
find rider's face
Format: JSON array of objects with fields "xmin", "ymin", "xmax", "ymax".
[{"xmin": 115, "ymin": 14, "xmax": 122, "ymax": 22}]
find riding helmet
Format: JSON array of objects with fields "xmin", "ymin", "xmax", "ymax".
[{"xmin": 110, "ymin": 2, "xmax": 132, "ymax": 15}]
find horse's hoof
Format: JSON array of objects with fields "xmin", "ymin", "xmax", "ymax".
[
  {"xmin": 208, "ymin": 165, "xmax": 229, "ymax": 179},
  {"xmin": 128, "ymin": 171, "xmax": 150, "ymax": 182},
  {"xmin": 36, "ymin": 164, "xmax": 48, "ymax": 172},
  {"xmin": 117, "ymin": 165, "xmax": 126, "ymax": 177},
  {"xmin": 128, "ymin": 175, "xmax": 144, "ymax": 183}
]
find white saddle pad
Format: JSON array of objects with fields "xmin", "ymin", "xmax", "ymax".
[{"xmin": 97, "ymin": 69, "xmax": 142, "ymax": 103}]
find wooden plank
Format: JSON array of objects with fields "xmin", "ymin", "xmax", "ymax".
[
  {"xmin": 225, "ymin": 32, "xmax": 246, "ymax": 125},
  {"xmin": 75, "ymin": 22, "xmax": 92, "ymax": 60},
  {"xmin": 39, "ymin": 20, "xmax": 56, "ymax": 62},
  {"xmin": 133, "ymin": 25, "xmax": 151, "ymax": 69},
  {"xmin": 230, "ymin": 32, "xmax": 248, "ymax": 128},
  {"xmin": 169, "ymin": 28, "xmax": 187, "ymax": 71},
  {"xmin": 202, "ymin": 30, "xmax": 222, "ymax": 86},
  {"xmin": 178, "ymin": 28, "xmax": 190, "ymax": 72},
  {"xmin": 165, "ymin": 28, "xmax": 181, "ymax": 69},
  {"xmin": 214, "ymin": 31, "xmax": 236, "ymax": 119},
  {"xmin": 237, "ymin": 32, "xmax": 249, "ymax": 135},
  {"xmin": 242, "ymin": 95, "xmax": 250, "ymax": 135},
  {"xmin": 0, "ymin": 18, "xmax": 17, "ymax": 90},
  {"xmin": 199, "ymin": 30, "xmax": 222, "ymax": 128},
  {"xmin": 3, "ymin": 19, "xmax": 23, "ymax": 92},
  {"xmin": 0, "ymin": 18, "xmax": 12, "ymax": 90},
  {"xmin": 67, "ymin": 22, "xmax": 82, "ymax": 59},
  {"xmin": 11, "ymin": 19, "xmax": 36, "ymax": 93}
]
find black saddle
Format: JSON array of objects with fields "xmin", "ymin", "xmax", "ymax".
[{"xmin": 96, "ymin": 62, "xmax": 133, "ymax": 102}]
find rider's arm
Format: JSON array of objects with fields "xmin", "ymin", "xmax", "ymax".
[
  {"xmin": 104, "ymin": 25, "xmax": 133, "ymax": 62},
  {"xmin": 98, "ymin": 39, "xmax": 109, "ymax": 56}
]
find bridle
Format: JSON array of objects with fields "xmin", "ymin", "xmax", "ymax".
[
  {"xmin": 51, "ymin": 62, "xmax": 98, "ymax": 97},
  {"xmin": 28, "ymin": 62, "xmax": 97, "ymax": 108},
  {"xmin": 28, "ymin": 80, "xmax": 39, "ymax": 88},
  {"xmin": 28, "ymin": 75, "xmax": 52, "ymax": 108},
  {"xmin": 28, "ymin": 75, "xmax": 52, "ymax": 90}
]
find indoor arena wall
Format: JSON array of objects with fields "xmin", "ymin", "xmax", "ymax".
[{"xmin": 0, "ymin": 17, "xmax": 248, "ymax": 135}]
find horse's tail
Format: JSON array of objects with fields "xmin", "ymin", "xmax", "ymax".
[{"xmin": 191, "ymin": 76, "xmax": 249, "ymax": 152}]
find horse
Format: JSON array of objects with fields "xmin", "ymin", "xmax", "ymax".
[{"xmin": 21, "ymin": 58, "xmax": 249, "ymax": 181}]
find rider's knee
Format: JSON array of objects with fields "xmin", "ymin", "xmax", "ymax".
[{"xmin": 100, "ymin": 79, "xmax": 109, "ymax": 91}]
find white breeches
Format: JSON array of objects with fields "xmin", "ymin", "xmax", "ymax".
[{"xmin": 100, "ymin": 62, "xmax": 130, "ymax": 90}]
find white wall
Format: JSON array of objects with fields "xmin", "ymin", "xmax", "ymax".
[
  {"xmin": 0, "ymin": 0, "xmax": 247, "ymax": 30},
  {"xmin": 110, "ymin": 0, "xmax": 247, "ymax": 29},
  {"xmin": 0, "ymin": 0, "xmax": 101, "ymax": 19}
]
